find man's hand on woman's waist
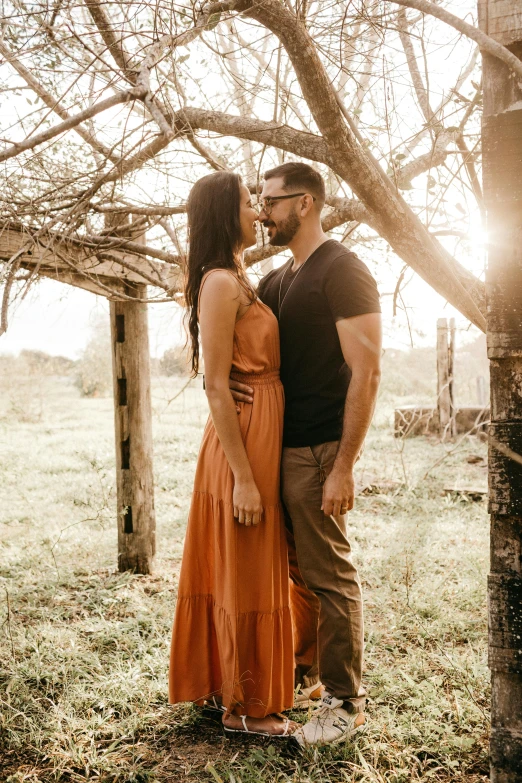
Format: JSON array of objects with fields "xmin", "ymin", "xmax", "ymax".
[{"xmin": 229, "ymin": 378, "xmax": 254, "ymax": 404}]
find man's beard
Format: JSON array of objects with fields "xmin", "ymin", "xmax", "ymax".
[{"xmin": 264, "ymin": 210, "xmax": 301, "ymax": 246}]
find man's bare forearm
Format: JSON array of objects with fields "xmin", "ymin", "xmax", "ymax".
[{"xmin": 332, "ymin": 369, "xmax": 381, "ymax": 475}]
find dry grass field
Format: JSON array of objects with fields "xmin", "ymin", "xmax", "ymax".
[{"xmin": 0, "ymin": 364, "xmax": 490, "ymax": 782}]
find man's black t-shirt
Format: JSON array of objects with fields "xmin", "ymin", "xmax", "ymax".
[{"xmin": 257, "ymin": 239, "xmax": 381, "ymax": 448}]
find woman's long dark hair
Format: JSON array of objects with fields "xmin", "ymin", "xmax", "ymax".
[{"xmin": 185, "ymin": 171, "xmax": 255, "ymax": 376}]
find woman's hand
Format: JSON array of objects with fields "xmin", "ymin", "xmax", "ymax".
[{"xmin": 233, "ymin": 480, "xmax": 263, "ymax": 526}]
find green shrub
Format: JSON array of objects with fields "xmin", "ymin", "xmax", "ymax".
[
  {"xmin": 160, "ymin": 344, "xmax": 189, "ymax": 376},
  {"xmin": 75, "ymin": 317, "xmax": 112, "ymax": 397}
]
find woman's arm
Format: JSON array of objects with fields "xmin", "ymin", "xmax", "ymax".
[{"xmin": 199, "ymin": 271, "xmax": 263, "ymax": 526}]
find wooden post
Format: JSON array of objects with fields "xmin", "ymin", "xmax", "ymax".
[
  {"xmin": 437, "ymin": 319, "xmax": 450, "ymax": 438},
  {"xmin": 110, "ymin": 285, "xmax": 156, "ymax": 574},
  {"xmin": 479, "ymin": 1, "xmax": 522, "ymax": 779},
  {"xmin": 437, "ymin": 318, "xmax": 450, "ymax": 435},
  {"xmin": 437, "ymin": 318, "xmax": 457, "ymax": 439},
  {"xmin": 107, "ymin": 214, "xmax": 156, "ymax": 574},
  {"xmin": 448, "ymin": 318, "xmax": 457, "ymax": 438}
]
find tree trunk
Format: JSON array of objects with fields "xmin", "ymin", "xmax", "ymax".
[
  {"xmin": 480, "ymin": 2, "xmax": 522, "ymax": 779},
  {"xmin": 110, "ymin": 283, "xmax": 156, "ymax": 574}
]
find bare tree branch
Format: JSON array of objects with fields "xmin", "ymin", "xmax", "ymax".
[
  {"xmin": 186, "ymin": 131, "xmax": 229, "ymax": 171},
  {"xmin": 0, "ymin": 39, "xmax": 118, "ymax": 161},
  {"xmin": 177, "ymin": 107, "xmax": 332, "ymax": 164},
  {"xmin": 84, "ymin": 0, "xmax": 136, "ymax": 81},
  {"xmin": 0, "ymin": 91, "xmax": 134, "ymax": 163},
  {"xmin": 96, "ymin": 251, "xmax": 177, "ymax": 292},
  {"xmin": 134, "ymin": 2, "xmax": 234, "ymax": 96},
  {"xmin": 403, "ymin": 46, "xmax": 479, "ymax": 158},
  {"xmin": 80, "ymin": 234, "xmax": 180, "ymax": 265},
  {"xmin": 235, "ymin": 0, "xmax": 486, "ymax": 330},
  {"xmin": 456, "ymin": 135, "xmax": 485, "ymax": 220},
  {"xmin": 397, "ymin": 8, "xmax": 437, "ymax": 125},
  {"xmin": 91, "ymin": 204, "xmax": 186, "ymax": 216},
  {"xmin": 384, "ymin": 0, "xmax": 522, "ymax": 84},
  {"xmin": 396, "ymin": 130, "xmax": 456, "ymax": 189}
]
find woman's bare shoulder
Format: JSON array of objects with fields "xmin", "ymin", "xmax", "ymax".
[{"xmin": 200, "ymin": 269, "xmax": 241, "ymax": 298}]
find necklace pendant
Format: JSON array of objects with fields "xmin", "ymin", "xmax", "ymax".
[{"xmin": 278, "ymin": 258, "xmax": 308, "ymax": 315}]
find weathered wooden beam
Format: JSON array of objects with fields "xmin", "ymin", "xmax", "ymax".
[
  {"xmin": 110, "ymin": 282, "xmax": 156, "ymax": 574},
  {"xmin": 478, "ymin": 0, "xmax": 522, "ymax": 47},
  {"xmin": 0, "ymin": 226, "xmax": 180, "ymax": 293},
  {"xmin": 28, "ymin": 266, "xmax": 124, "ymax": 297},
  {"xmin": 481, "ymin": 4, "xmax": 522, "ymax": 777}
]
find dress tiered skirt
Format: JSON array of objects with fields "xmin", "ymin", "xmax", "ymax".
[{"xmin": 169, "ymin": 370, "xmax": 294, "ymax": 717}]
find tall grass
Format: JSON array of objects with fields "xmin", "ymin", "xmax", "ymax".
[{"xmin": 0, "ymin": 370, "xmax": 489, "ymax": 782}]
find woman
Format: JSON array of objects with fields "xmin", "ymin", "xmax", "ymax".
[{"xmin": 169, "ymin": 172, "xmax": 296, "ymax": 736}]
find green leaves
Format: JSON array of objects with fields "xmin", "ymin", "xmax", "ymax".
[{"xmin": 206, "ymin": 12, "xmax": 222, "ymax": 31}]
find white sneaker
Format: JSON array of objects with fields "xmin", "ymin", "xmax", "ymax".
[
  {"xmin": 292, "ymin": 692, "xmax": 365, "ymax": 747},
  {"xmin": 294, "ymin": 682, "xmax": 324, "ymax": 709}
]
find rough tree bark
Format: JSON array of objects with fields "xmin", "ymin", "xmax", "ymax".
[{"xmin": 480, "ymin": 1, "xmax": 522, "ymax": 780}]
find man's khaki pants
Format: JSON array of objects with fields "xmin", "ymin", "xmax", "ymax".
[{"xmin": 281, "ymin": 440, "xmax": 366, "ymax": 714}]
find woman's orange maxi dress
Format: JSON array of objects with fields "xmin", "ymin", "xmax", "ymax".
[{"xmin": 169, "ymin": 271, "xmax": 294, "ymax": 718}]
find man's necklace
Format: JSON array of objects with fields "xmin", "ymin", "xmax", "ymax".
[{"xmin": 278, "ymin": 257, "xmax": 310, "ymax": 315}]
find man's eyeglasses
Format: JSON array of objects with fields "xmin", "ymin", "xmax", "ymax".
[{"xmin": 258, "ymin": 192, "xmax": 316, "ymax": 216}]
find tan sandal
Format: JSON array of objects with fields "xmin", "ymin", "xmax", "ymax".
[{"xmin": 223, "ymin": 714, "xmax": 293, "ymax": 738}]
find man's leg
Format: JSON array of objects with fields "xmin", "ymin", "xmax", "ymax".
[
  {"xmin": 284, "ymin": 509, "xmax": 321, "ymax": 689},
  {"xmin": 281, "ymin": 441, "xmax": 366, "ymax": 714}
]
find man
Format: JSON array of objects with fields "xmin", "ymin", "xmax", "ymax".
[{"xmin": 230, "ymin": 162, "xmax": 382, "ymax": 746}]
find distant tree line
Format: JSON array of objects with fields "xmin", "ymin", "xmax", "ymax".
[{"xmin": 0, "ymin": 321, "xmax": 190, "ymax": 399}]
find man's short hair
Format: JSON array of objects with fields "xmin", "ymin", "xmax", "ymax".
[{"xmin": 264, "ymin": 162, "xmax": 325, "ymax": 209}]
